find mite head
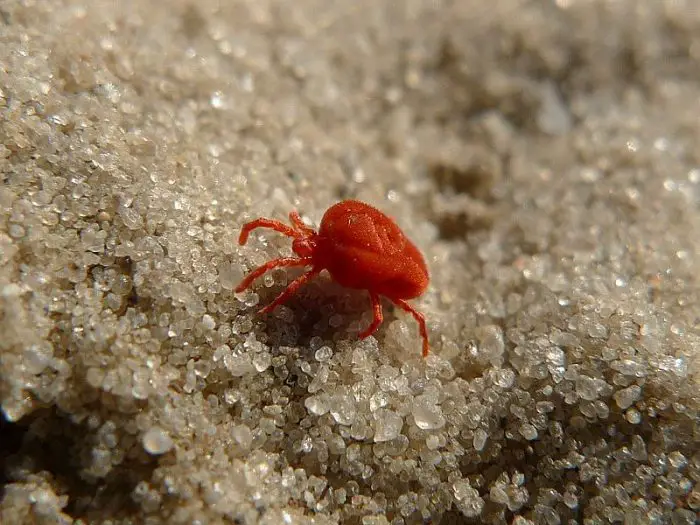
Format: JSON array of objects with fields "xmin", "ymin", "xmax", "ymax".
[{"xmin": 292, "ymin": 234, "xmax": 317, "ymax": 259}]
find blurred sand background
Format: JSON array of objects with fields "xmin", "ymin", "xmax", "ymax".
[{"xmin": 1, "ymin": 0, "xmax": 699, "ymax": 523}]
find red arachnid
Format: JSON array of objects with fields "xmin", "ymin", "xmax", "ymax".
[{"xmin": 236, "ymin": 200, "xmax": 431, "ymax": 356}]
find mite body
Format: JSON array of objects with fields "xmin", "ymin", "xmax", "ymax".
[{"xmin": 236, "ymin": 200, "xmax": 430, "ymax": 356}]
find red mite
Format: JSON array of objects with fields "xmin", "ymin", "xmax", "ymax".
[{"xmin": 235, "ymin": 200, "xmax": 431, "ymax": 356}]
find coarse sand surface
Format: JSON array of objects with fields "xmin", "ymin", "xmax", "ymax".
[{"xmin": 1, "ymin": 1, "xmax": 699, "ymax": 523}]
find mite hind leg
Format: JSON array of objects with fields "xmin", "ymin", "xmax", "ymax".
[
  {"xmin": 392, "ymin": 298, "xmax": 429, "ymax": 357},
  {"xmin": 358, "ymin": 293, "xmax": 383, "ymax": 340}
]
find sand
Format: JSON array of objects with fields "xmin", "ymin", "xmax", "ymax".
[{"xmin": 1, "ymin": 0, "xmax": 699, "ymax": 523}]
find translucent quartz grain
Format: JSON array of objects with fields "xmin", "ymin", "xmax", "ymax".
[
  {"xmin": 453, "ymin": 479, "xmax": 485, "ymax": 517},
  {"xmin": 493, "ymin": 368, "xmax": 516, "ymax": 388},
  {"xmin": 252, "ymin": 352, "xmax": 272, "ymax": 372},
  {"xmin": 519, "ymin": 423, "xmax": 538, "ymax": 441},
  {"xmin": 613, "ymin": 384, "xmax": 641, "ymax": 409},
  {"xmin": 142, "ymin": 427, "xmax": 174, "ymax": 455},
  {"xmin": 330, "ymin": 393, "xmax": 356, "ymax": 425},
  {"xmin": 372, "ymin": 409, "xmax": 403, "ymax": 442},
  {"xmin": 473, "ymin": 428, "xmax": 489, "ymax": 451},
  {"xmin": 305, "ymin": 394, "xmax": 330, "ymax": 416},
  {"xmin": 412, "ymin": 395, "xmax": 445, "ymax": 430},
  {"xmin": 314, "ymin": 346, "xmax": 333, "ymax": 362}
]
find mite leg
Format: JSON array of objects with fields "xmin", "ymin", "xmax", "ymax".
[
  {"xmin": 359, "ymin": 293, "xmax": 383, "ymax": 339},
  {"xmin": 392, "ymin": 299, "xmax": 430, "ymax": 357},
  {"xmin": 259, "ymin": 269, "xmax": 320, "ymax": 314},
  {"xmin": 239, "ymin": 218, "xmax": 299, "ymax": 245},
  {"xmin": 289, "ymin": 210, "xmax": 315, "ymax": 236},
  {"xmin": 235, "ymin": 257, "xmax": 312, "ymax": 293}
]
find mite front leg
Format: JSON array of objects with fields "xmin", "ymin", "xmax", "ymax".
[
  {"xmin": 259, "ymin": 269, "xmax": 321, "ymax": 314},
  {"xmin": 235, "ymin": 257, "xmax": 312, "ymax": 293},
  {"xmin": 239, "ymin": 218, "xmax": 299, "ymax": 245},
  {"xmin": 289, "ymin": 210, "xmax": 315, "ymax": 236}
]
